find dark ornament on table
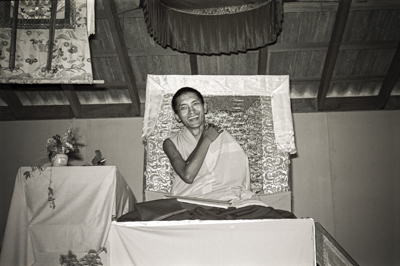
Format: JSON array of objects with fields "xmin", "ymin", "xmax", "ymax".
[{"xmin": 92, "ymin": 150, "xmax": 106, "ymax": 166}]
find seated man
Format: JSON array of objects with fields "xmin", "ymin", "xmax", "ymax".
[
  {"xmin": 117, "ymin": 87, "xmax": 296, "ymax": 222},
  {"xmin": 163, "ymin": 87, "xmax": 254, "ymax": 202}
]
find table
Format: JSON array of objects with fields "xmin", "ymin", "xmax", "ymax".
[
  {"xmin": 110, "ymin": 218, "xmax": 316, "ymax": 266},
  {"xmin": 0, "ymin": 166, "xmax": 135, "ymax": 266}
]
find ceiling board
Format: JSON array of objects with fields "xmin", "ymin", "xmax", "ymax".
[
  {"xmin": 1, "ymin": 0, "xmax": 400, "ymax": 121},
  {"xmin": 317, "ymin": 0, "xmax": 352, "ymax": 111}
]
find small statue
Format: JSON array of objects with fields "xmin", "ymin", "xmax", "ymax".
[{"xmin": 91, "ymin": 150, "xmax": 106, "ymax": 166}]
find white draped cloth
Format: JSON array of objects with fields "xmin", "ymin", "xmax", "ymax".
[
  {"xmin": 0, "ymin": 166, "xmax": 134, "ymax": 266},
  {"xmin": 143, "ymin": 75, "xmax": 296, "ymax": 154}
]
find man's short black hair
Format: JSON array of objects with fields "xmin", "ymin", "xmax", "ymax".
[{"xmin": 171, "ymin": 87, "xmax": 204, "ymax": 114}]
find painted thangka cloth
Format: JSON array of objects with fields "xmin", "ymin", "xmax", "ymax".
[
  {"xmin": 142, "ymin": 75, "xmax": 296, "ymax": 195},
  {"xmin": 0, "ymin": 0, "xmax": 95, "ymax": 84}
]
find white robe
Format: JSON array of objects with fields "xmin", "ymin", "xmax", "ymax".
[{"xmin": 169, "ymin": 127, "xmax": 252, "ymax": 201}]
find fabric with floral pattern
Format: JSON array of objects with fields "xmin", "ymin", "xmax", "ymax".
[{"xmin": 0, "ymin": 0, "xmax": 93, "ymax": 84}]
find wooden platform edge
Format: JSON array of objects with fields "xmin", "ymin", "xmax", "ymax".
[{"xmin": 315, "ymin": 222, "xmax": 359, "ymax": 266}]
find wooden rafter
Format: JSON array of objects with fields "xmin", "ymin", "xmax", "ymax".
[
  {"xmin": 81, "ymin": 104, "xmax": 137, "ymax": 118},
  {"xmin": 376, "ymin": 42, "xmax": 400, "ymax": 109},
  {"xmin": 257, "ymin": 46, "xmax": 268, "ymax": 75},
  {"xmin": 324, "ymin": 96, "xmax": 378, "ymax": 112},
  {"xmin": 104, "ymin": 0, "xmax": 141, "ymax": 116},
  {"xmin": 190, "ymin": 54, "xmax": 199, "ymax": 75},
  {"xmin": 90, "ymin": 41, "xmax": 399, "ymax": 59},
  {"xmin": 61, "ymin": 84, "xmax": 81, "ymax": 117},
  {"xmin": 317, "ymin": 0, "xmax": 352, "ymax": 111},
  {"xmin": 0, "ymin": 85, "xmax": 24, "ymax": 119},
  {"xmin": 21, "ymin": 105, "xmax": 73, "ymax": 120},
  {"xmin": 284, "ymin": 0, "xmax": 400, "ymax": 13}
]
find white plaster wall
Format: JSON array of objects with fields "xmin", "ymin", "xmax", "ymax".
[
  {"xmin": 327, "ymin": 111, "xmax": 397, "ymax": 265},
  {"xmin": 0, "ymin": 111, "xmax": 399, "ymax": 265},
  {"xmin": 291, "ymin": 113, "xmax": 335, "ymax": 234},
  {"xmin": 292, "ymin": 110, "xmax": 400, "ymax": 266}
]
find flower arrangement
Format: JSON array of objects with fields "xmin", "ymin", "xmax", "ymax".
[
  {"xmin": 59, "ymin": 247, "xmax": 106, "ymax": 266},
  {"xmin": 46, "ymin": 119, "xmax": 79, "ymax": 161}
]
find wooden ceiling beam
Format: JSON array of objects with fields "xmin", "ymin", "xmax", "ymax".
[
  {"xmin": 384, "ymin": 96, "xmax": 400, "ymax": 110},
  {"xmin": 284, "ymin": 2, "xmax": 338, "ymax": 13},
  {"xmin": 283, "ymin": 1, "xmax": 400, "ymax": 13},
  {"xmin": 258, "ymin": 46, "xmax": 268, "ymax": 75},
  {"xmin": 0, "ymin": 107, "xmax": 17, "ymax": 121},
  {"xmin": 0, "ymin": 85, "xmax": 24, "ymax": 119},
  {"xmin": 104, "ymin": 0, "xmax": 141, "ymax": 116},
  {"xmin": 323, "ymin": 96, "xmax": 378, "ymax": 112},
  {"xmin": 291, "ymin": 98, "xmax": 318, "ymax": 113},
  {"xmin": 292, "ymin": 75, "xmax": 385, "ymax": 84},
  {"xmin": 376, "ymin": 42, "xmax": 400, "ymax": 109},
  {"xmin": 90, "ymin": 40, "xmax": 399, "ymax": 59},
  {"xmin": 61, "ymin": 84, "xmax": 81, "ymax": 117},
  {"xmin": 317, "ymin": 0, "xmax": 352, "ymax": 111},
  {"xmin": 190, "ymin": 54, "xmax": 199, "ymax": 75},
  {"xmin": 20, "ymin": 105, "xmax": 74, "ymax": 120},
  {"xmin": 80, "ymin": 104, "xmax": 137, "ymax": 118}
]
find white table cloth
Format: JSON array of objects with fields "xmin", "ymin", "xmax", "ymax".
[
  {"xmin": 110, "ymin": 218, "xmax": 316, "ymax": 266},
  {"xmin": 0, "ymin": 166, "xmax": 134, "ymax": 266}
]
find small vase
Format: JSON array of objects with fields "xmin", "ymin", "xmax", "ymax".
[{"xmin": 52, "ymin": 153, "xmax": 68, "ymax": 166}]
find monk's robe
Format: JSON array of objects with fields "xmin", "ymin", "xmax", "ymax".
[{"xmin": 168, "ymin": 126, "xmax": 253, "ymax": 201}]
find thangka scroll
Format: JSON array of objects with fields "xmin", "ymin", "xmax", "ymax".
[{"xmin": 0, "ymin": 0, "xmax": 95, "ymax": 84}]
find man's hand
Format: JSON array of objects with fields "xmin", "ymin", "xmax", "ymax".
[{"xmin": 202, "ymin": 123, "xmax": 223, "ymax": 142}]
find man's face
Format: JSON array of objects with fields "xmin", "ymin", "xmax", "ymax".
[{"xmin": 174, "ymin": 92, "xmax": 206, "ymax": 129}]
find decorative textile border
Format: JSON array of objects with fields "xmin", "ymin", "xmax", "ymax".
[
  {"xmin": 142, "ymin": 75, "xmax": 295, "ymax": 194},
  {"xmin": 142, "ymin": 0, "xmax": 283, "ymax": 54},
  {"xmin": 0, "ymin": 0, "xmax": 76, "ymax": 29},
  {"xmin": 170, "ymin": 1, "xmax": 269, "ymax": 15},
  {"xmin": 144, "ymin": 94, "xmax": 290, "ymax": 194}
]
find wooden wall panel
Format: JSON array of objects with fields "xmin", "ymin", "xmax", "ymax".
[
  {"xmin": 15, "ymin": 91, "xmax": 68, "ymax": 106},
  {"xmin": 91, "ymin": 57, "xmax": 125, "ymax": 83},
  {"xmin": 297, "ymin": 12, "xmax": 336, "ymax": 43},
  {"xmin": 392, "ymin": 82, "xmax": 400, "ymax": 95},
  {"xmin": 351, "ymin": 49, "xmax": 377, "ymax": 76},
  {"xmin": 122, "ymin": 17, "xmax": 156, "ymax": 49},
  {"xmin": 343, "ymin": 9, "xmax": 400, "ymax": 42},
  {"xmin": 76, "ymin": 89, "xmax": 131, "ymax": 105},
  {"xmin": 268, "ymin": 52, "xmax": 296, "ymax": 75},
  {"xmin": 77, "ymin": 90, "xmax": 107, "ymax": 104},
  {"xmin": 290, "ymin": 83, "xmax": 319, "ymax": 98},
  {"xmin": 380, "ymin": 10, "xmax": 400, "ymax": 41},
  {"xmin": 219, "ymin": 54, "xmax": 241, "ymax": 75},
  {"xmin": 90, "ymin": 19, "xmax": 116, "ymax": 50},
  {"xmin": 333, "ymin": 50, "xmax": 358, "ymax": 77},
  {"xmin": 328, "ymin": 81, "xmax": 383, "ymax": 97},
  {"xmin": 279, "ymin": 12, "xmax": 302, "ymax": 44},
  {"xmin": 292, "ymin": 51, "xmax": 314, "ymax": 77},
  {"xmin": 368, "ymin": 49, "xmax": 397, "ymax": 76},
  {"xmin": 308, "ymin": 51, "xmax": 328, "ymax": 77},
  {"xmin": 167, "ymin": 55, "xmax": 191, "ymax": 75},
  {"xmin": 238, "ymin": 52, "xmax": 258, "ymax": 75},
  {"xmin": 198, "ymin": 55, "xmax": 219, "ymax": 75},
  {"xmin": 359, "ymin": 82, "xmax": 382, "ymax": 96}
]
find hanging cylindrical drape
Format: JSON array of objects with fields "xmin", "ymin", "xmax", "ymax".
[{"xmin": 142, "ymin": 0, "xmax": 283, "ymax": 54}]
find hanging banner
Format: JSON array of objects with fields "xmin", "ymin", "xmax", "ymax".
[{"xmin": 0, "ymin": 0, "xmax": 94, "ymax": 84}]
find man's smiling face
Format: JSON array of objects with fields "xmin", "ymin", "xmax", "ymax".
[{"xmin": 174, "ymin": 92, "xmax": 207, "ymax": 130}]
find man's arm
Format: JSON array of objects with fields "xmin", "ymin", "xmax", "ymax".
[{"xmin": 163, "ymin": 125, "xmax": 222, "ymax": 184}]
